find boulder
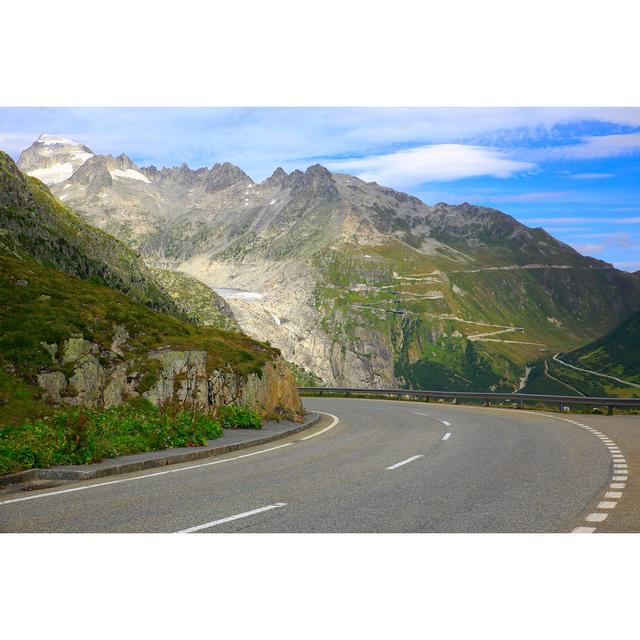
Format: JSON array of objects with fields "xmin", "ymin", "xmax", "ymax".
[{"xmin": 36, "ymin": 371, "xmax": 67, "ymax": 403}]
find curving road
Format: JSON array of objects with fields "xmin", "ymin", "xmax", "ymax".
[{"xmin": 0, "ymin": 398, "xmax": 637, "ymax": 533}]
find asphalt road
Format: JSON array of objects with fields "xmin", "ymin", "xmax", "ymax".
[{"xmin": 1, "ymin": 398, "xmax": 637, "ymax": 533}]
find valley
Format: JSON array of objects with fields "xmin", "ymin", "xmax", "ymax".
[{"xmin": 12, "ymin": 134, "xmax": 640, "ymax": 394}]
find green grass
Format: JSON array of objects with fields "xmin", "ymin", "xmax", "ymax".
[
  {"xmin": 0, "ymin": 151, "xmax": 179, "ymax": 315},
  {"xmin": 217, "ymin": 404, "xmax": 262, "ymax": 429},
  {"xmin": 0, "ymin": 253, "xmax": 278, "ymax": 383},
  {"xmin": 0, "ymin": 398, "xmax": 223, "ymax": 476},
  {"xmin": 0, "ymin": 253, "xmax": 282, "ymax": 429}
]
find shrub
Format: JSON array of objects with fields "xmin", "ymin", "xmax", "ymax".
[
  {"xmin": 0, "ymin": 399, "xmax": 222, "ymax": 476},
  {"xmin": 217, "ymin": 404, "xmax": 262, "ymax": 430}
]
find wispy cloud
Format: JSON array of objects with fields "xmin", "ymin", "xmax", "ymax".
[
  {"xmin": 528, "ymin": 132, "xmax": 640, "ymax": 163},
  {"xmin": 325, "ymin": 144, "xmax": 535, "ymax": 187},
  {"xmin": 570, "ymin": 172, "xmax": 614, "ymax": 180},
  {"xmin": 488, "ymin": 191, "xmax": 575, "ymax": 203},
  {"xmin": 571, "ymin": 232, "xmax": 638, "ymax": 256},
  {"xmin": 525, "ymin": 216, "xmax": 640, "ymax": 225}
]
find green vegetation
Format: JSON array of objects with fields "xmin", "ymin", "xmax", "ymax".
[
  {"xmin": 0, "ymin": 150, "xmax": 179, "ymax": 314},
  {"xmin": 0, "ymin": 399, "xmax": 222, "ymax": 476},
  {"xmin": 0, "ymin": 253, "xmax": 280, "ymax": 428},
  {"xmin": 150, "ymin": 268, "xmax": 239, "ymax": 331},
  {"xmin": 561, "ymin": 310, "xmax": 640, "ymax": 383},
  {"xmin": 217, "ymin": 404, "xmax": 262, "ymax": 429},
  {"xmin": 288, "ymin": 362, "xmax": 323, "ymax": 387},
  {"xmin": 522, "ymin": 358, "xmax": 640, "ymax": 398}
]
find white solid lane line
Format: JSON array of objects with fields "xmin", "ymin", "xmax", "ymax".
[
  {"xmin": 386, "ymin": 455, "xmax": 424, "ymax": 470},
  {"xmin": 176, "ymin": 503, "xmax": 287, "ymax": 533},
  {"xmin": 442, "ymin": 432, "xmax": 452, "ymax": 441},
  {"xmin": 299, "ymin": 411, "xmax": 339, "ymax": 441},
  {"xmin": 0, "ymin": 413, "xmax": 342, "ymax": 507},
  {"xmin": 0, "ymin": 442, "xmax": 295, "ymax": 506}
]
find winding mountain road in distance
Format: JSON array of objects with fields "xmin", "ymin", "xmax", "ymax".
[{"xmin": 1, "ymin": 398, "xmax": 638, "ymax": 533}]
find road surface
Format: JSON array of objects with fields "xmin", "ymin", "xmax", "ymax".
[{"xmin": 1, "ymin": 398, "xmax": 637, "ymax": 532}]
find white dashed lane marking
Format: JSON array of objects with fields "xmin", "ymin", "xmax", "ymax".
[
  {"xmin": 386, "ymin": 455, "xmax": 424, "ymax": 470},
  {"xmin": 176, "ymin": 503, "xmax": 287, "ymax": 533},
  {"xmin": 586, "ymin": 513, "xmax": 608, "ymax": 522},
  {"xmin": 546, "ymin": 416, "xmax": 629, "ymax": 534}
]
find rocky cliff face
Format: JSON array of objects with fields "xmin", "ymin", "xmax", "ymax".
[{"xmin": 36, "ymin": 329, "xmax": 303, "ymax": 420}]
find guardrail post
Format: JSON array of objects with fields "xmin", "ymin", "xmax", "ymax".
[
  {"xmin": 484, "ymin": 400, "xmax": 490, "ymax": 407},
  {"xmin": 559, "ymin": 402, "xmax": 563, "ymax": 412},
  {"xmin": 608, "ymin": 405, "xmax": 614, "ymax": 416},
  {"xmin": 519, "ymin": 399, "xmax": 524, "ymax": 409}
]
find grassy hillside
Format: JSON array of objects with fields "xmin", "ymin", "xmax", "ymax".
[
  {"xmin": 0, "ymin": 151, "xmax": 178, "ymax": 314},
  {"xmin": 559, "ymin": 309, "xmax": 640, "ymax": 385},
  {"xmin": 0, "ymin": 253, "xmax": 279, "ymax": 427},
  {"xmin": 150, "ymin": 268, "xmax": 239, "ymax": 331},
  {"xmin": 314, "ymin": 238, "xmax": 640, "ymax": 391}
]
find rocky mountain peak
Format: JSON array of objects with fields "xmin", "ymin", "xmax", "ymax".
[
  {"xmin": 264, "ymin": 167, "xmax": 288, "ymax": 185},
  {"xmin": 17, "ymin": 134, "xmax": 95, "ymax": 185},
  {"xmin": 205, "ymin": 162, "xmax": 253, "ymax": 191},
  {"xmin": 282, "ymin": 164, "xmax": 338, "ymax": 199},
  {"xmin": 68, "ymin": 153, "xmax": 151, "ymax": 191}
]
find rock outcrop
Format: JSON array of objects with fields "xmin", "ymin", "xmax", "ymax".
[{"xmin": 35, "ymin": 326, "xmax": 304, "ymax": 420}]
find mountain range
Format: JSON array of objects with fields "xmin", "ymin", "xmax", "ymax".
[
  {"xmin": 15, "ymin": 134, "xmax": 640, "ymax": 392},
  {"xmin": 0, "ymin": 150, "xmax": 302, "ymax": 427}
]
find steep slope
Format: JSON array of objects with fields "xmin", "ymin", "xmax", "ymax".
[
  {"xmin": 560, "ymin": 310, "xmax": 640, "ymax": 384},
  {"xmin": 150, "ymin": 268, "xmax": 239, "ymax": 331},
  {"xmin": 0, "ymin": 151, "xmax": 177, "ymax": 313},
  {"xmin": 0, "ymin": 253, "xmax": 303, "ymax": 427},
  {"xmin": 28, "ymin": 137, "xmax": 640, "ymax": 391}
]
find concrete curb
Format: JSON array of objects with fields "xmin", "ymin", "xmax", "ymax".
[{"xmin": 0, "ymin": 412, "xmax": 321, "ymax": 488}]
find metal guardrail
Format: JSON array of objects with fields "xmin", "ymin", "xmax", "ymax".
[{"xmin": 298, "ymin": 387, "xmax": 640, "ymax": 415}]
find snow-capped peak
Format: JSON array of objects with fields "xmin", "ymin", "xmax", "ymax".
[
  {"xmin": 17, "ymin": 134, "xmax": 95, "ymax": 185},
  {"xmin": 36, "ymin": 133, "xmax": 82, "ymax": 147}
]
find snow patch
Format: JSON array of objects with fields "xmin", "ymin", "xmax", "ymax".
[
  {"xmin": 28, "ymin": 162, "xmax": 74, "ymax": 185},
  {"xmin": 269, "ymin": 199, "xmax": 277, "ymax": 205},
  {"xmin": 270, "ymin": 313, "xmax": 281, "ymax": 326},
  {"xmin": 37, "ymin": 134, "xmax": 81, "ymax": 146},
  {"xmin": 109, "ymin": 169, "xmax": 151, "ymax": 183},
  {"xmin": 214, "ymin": 287, "xmax": 264, "ymax": 301},
  {"xmin": 74, "ymin": 152, "xmax": 93, "ymax": 163}
]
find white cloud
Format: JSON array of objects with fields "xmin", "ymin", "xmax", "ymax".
[
  {"xmin": 529, "ymin": 132, "xmax": 640, "ymax": 162},
  {"xmin": 571, "ymin": 232, "xmax": 638, "ymax": 258},
  {"xmin": 570, "ymin": 172, "xmax": 614, "ymax": 180},
  {"xmin": 325, "ymin": 144, "xmax": 535, "ymax": 187},
  {"xmin": 525, "ymin": 216, "xmax": 640, "ymax": 225},
  {"xmin": 572, "ymin": 242, "xmax": 605, "ymax": 255},
  {"xmin": 488, "ymin": 191, "xmax": 575, "ymax": 203}
]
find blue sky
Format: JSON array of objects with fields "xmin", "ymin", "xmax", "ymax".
[{"xmin": 1, "ymin": 107, "xmax": 639, "ymax": 271}]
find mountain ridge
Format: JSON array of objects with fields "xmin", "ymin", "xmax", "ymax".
[{"xmin": 15, "ymin": 135, "xmax": 640, "ymax": 391}]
